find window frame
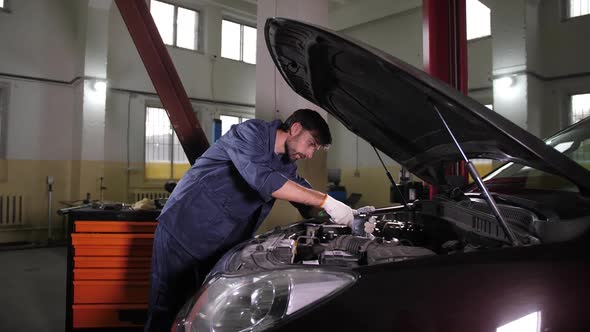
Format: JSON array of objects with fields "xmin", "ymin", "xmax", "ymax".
[
  {"xmin": 564, "ymin": 0, "xmax": 590, "ymax": 20},
  {"xmin": 219, "ymin": 113, "xmax": 253, "ymax": 136},
  {"xmin": 143, "ymin": 103, "xmax": 190, "ymax": 181},
  {"xmin": 466, "ymin": 0, "xmax": 492, "ymax": 41},
  {"xmin": 150, "ymin": 0, "xmax": 201, "ymax": 52},
  {"xmin": 570, "ymin": 92, "xmax": 590, "ymax": 125},
  {"xmin": 221, "ymin": 18, "xmax": 257, "ymax": 64},
  {"xmin": 0, "ymin": 0, "xmax": 11, "ymax": 13}
]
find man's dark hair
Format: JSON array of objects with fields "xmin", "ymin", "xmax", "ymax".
[{"xmin": 279, "ymin": 108, "xmax": 332, "ymax": 146}]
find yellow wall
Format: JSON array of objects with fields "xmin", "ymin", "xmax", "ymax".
[
  {"xmin": 144, "ymin": 162, "xmax": 190, "ymax": 180},
  {"xmin": 0, "ymin": 156, "xmax": 500, "ymax": 243},
  {"xmin": 0, "ymin": 159, "xmax": 180, "ymax": 243}
]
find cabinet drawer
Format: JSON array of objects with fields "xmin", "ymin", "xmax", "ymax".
[
  {"xmin": 72, "ymin": 304, "xmax": 147, "ymax": 328},
  {"xmin": 73, "ymin": 268, "xmax": 151, "ymax": 281},
  {"xmin": 73, "ymin": 280, "xmax": 149, "ymax": 304},
  {"xmin": 73, "ymin": 245, "xmax": 153, "ymax": 257},
  {"xmin": 75, "ymin": 221, "xmax": 157, "ymax": 233},
  {"xmin": 74, "ymin": 256, "xmax": 151, "ymax": 269},
  {"xmin": 72, "ymin": 233, "xmax": 154, "ymax": 246}
]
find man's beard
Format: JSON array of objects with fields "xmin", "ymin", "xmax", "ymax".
[{"xmin": 284, "ymin": 139, "xmax": 303, "ymax": 162}]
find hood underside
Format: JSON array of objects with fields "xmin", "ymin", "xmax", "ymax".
[{"xmin": 264, "ymin": 18, "xmax": 590, "ymax": 194}]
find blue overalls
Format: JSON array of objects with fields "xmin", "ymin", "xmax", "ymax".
[{"xmin": 145, "ymin": 119, "xmax": 311, "ymax": 331}]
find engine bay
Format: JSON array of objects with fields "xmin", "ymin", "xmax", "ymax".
[{"xmin": 218, "ymin": 195, "xmax": 584, "ymax": 273}]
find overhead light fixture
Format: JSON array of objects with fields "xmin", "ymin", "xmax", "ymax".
[{"xmin": 496, "ymin": 76, "xmax": 516, "ymax": 89}]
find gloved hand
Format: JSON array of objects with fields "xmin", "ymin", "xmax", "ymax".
[
  {"xmin": 351, "ymin": 206, "xmax": 376, "ymax": 236},
  {"xmin": 321, "ymin": 194, "xmax": 354, "ymax": 227}
]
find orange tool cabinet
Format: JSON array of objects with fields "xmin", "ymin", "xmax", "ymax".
[{"xmin": 65, "ymin": 209, "xmax": 160, "ymax": 331}]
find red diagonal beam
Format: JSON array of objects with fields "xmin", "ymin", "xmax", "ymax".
[{"xmin": 115, "ymin": 0, "xmax": 209, "ymax": 165}]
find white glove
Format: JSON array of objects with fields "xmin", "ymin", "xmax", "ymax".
[{"xmin": 321, "ymin": 195, "xmax": 354, "ymax": 227}]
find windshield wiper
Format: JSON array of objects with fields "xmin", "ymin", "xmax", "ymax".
[{"xmin": 431, "ymin": 102, "xmax": 520, "ymax": 246}]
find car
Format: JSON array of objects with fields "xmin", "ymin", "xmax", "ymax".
[{"xmin": 171, "ymin": 18, "xmax": 590, "ymax": 332}]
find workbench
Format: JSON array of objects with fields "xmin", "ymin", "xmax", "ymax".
[{"xmin": 65, "ymin": 208, "xmax": 160, "ymax": 331}]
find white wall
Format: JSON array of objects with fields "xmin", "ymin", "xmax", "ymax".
[
  {"xmin": 0, "ymin": 0, "xmax": 82, "ymax": 161},
  {"xmin": 107, "ymin": 3, "xmax": 256, "ymax": 103},
  {"xmin": 5, "ymin": 81, "xmax": 76, "ymax": 161},
  {"xmin": 0, "ymin": 0, "xmax": 81, "ymax": 81},
  {"xmin": 340, "ymin": 7, "xmax": 423, "ymax": 69},
  {"xmin": 539, "ymin": 0, "xmax": 590, "ymax": 77},
  {"xmin": 535, "ymin": 0, "xmax": 590, "ymax": 136},
  {"xmin": 105, "ymin": 2, "xmax": 256, "ymax": 166},
  {"xmin": 468, "ymin": 37, "xmax": 493, "ymax": 91}
]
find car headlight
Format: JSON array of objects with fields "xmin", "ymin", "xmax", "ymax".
[{"xmin": 173, "ymin": 268, "xmax": 357, "ymax": 332}]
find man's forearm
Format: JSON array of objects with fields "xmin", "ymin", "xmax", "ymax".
[{"xmin": 272, "ymin": 180, "xmax": 326, "ymax": 207}]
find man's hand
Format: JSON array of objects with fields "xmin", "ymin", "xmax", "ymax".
[{"xmin": 321, "ymin": 195, "xmax": 354, "ymax": 226}]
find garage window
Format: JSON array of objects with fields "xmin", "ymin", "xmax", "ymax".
[
  {"xmin": 571, "ymin": 93, "xmax": 590, "ymax": 124},
  {"xmin": 567, "ymin": 0, "xmax": 590, "ymax": 18},
  {"xmin": 150, "ymin": 0, "xmax": 200, "ymax": 50},
  {"xmin": 220, "ymin": 115, "xmax": 252, "ymax": 136},
  {"xmin": 145, "ymin": 107, "xmax": 190, "ymax": 180},
  {"xmin": 221, "ymin": 19, "xmax": 257, "ymax": 64},
  {"xmin": 467, "ymin": 0, "xmax": 491, "ymax": 40}
]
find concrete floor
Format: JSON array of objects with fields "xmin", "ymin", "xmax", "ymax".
[{"xmin": 0, "ymin": 247, "xmax": 66, "ymax": 332}]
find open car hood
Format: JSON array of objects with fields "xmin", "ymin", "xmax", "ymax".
[{"xmin": 265, "ymin": 18, "xmax": 590, "ymax": 193}]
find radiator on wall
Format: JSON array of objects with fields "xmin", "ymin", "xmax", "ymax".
[
  {"xmin": 132, "ymin": 191, "xmax": 169, "ymax": 202},
  {"xmin": 0, "ymin": 195, "xmax": 24, "ymax": 225}
]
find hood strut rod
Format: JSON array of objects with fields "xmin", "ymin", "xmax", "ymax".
[
  {"xmin": 431, "ymin": 103, "xmax": 520, "ymax": 246},
  {"xmin": 372, "ymin": 145, "xmax": 410, "ymax": 211}
]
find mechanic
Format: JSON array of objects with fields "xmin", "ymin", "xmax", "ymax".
[{"xmin": 145, "ymin": 108, "xmax": 354, "ymax": 331}]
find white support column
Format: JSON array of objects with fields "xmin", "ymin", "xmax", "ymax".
[
  {"xmin": 490, "ymin": 0, "xmax": 544, "ymax": 137},
  {"xmin": 72, "ymin": 0, "xmax": 111, "ymax": 200}
]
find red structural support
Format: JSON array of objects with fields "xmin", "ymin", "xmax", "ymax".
[
  {"xmin": 423, "ymin": 0, "xmax": 469, "ymax": 197},
  {"xmin": 115, "ymin": 0, "xmax": 209, "ymax": 164}
]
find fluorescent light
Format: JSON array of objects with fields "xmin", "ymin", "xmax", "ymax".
[{"xmin": 497, "ymin": 311, "xmax": 541, "ymax": 332}]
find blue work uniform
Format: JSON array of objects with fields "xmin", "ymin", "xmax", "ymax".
[{"xmin": 145, "ymin": 119, "xmax": 311, "ymax": 332}]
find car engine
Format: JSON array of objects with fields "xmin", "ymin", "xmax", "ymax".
[{"xmin": 220, "ymin": 195, "xmax": 563, "ymax": 273}]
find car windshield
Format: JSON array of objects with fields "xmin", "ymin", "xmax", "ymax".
[{"xmin": 480, "ymin": 118, "xmax": 590, "ymax": 194}]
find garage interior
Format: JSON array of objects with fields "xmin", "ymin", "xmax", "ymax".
[{"xmin": 0, "ymin": 0, "xmax": 589, "ymax": 331}]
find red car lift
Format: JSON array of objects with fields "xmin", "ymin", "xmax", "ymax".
[
  {"xmin": 423, "ymin": 0, "xmax": 469, "ymax": 197},
  {"xmin": 115, "ymin": 0, "xmax": 209, "ymax": 165}
]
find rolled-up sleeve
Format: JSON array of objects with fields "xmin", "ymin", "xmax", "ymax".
[
  {"xmin": 286, "ymin": 165, "xmax": 314, "ymax": 218},
  {"xmin": 221, "ymin": 122, "xmax": 288, "ymax": 202}
]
